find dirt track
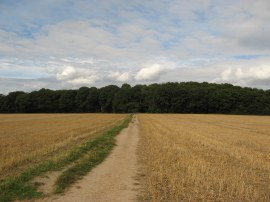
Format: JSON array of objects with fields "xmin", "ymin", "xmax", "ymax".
[{"xmin": 41, "ymin": 116, "xmax": 140, "ymax": 202}]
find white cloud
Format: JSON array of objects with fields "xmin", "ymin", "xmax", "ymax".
[
  {"xmin": 1, "ymin": 0, "xmax": 270, "ymax": 93},
  {"xmin": 56, "ymin": 66, "xmax": 99, "ymax": 87},
  {"xmin": 135, "ymin": 63, "xmax": 167, "ymax": 81},
  {"xmin": 61, "ymin": 57, "xmax": 94, "ymax": 64},
  {"xmin": 108, "ymin": 71, "xmax": 130, "ymax": 82},
  {"xmin": 67, "ymin": 75, "xmax": 99, "ymax": 86},
  {"xmin": 222, "ymin": 66, "xmax": 270, "ymax": 81},
  {"xmin": 56, "ymin": 66, "xmax": 76, "ymax": 80},
  {"xmin": 212, "ymin": 59, "xmax": 270, "ymax": 88},
  {"xmin": 221, "ymin": 68, "xmax": 232, "ymax": 81},
  {"xmin": 0, "ymin": 77, "xmax": 60, "ymax": 94},
  {"xmin": 239, "ymin": 66, "xmax": 270, "ymax": 80}
]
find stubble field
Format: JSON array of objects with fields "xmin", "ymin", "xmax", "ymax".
[
  {"xmin": 138, "ymin": 114, "xmax": 270, "ymax": 201},
  {"xmin": 0, "ymin": 114, "xmax": 126, "ymax": 179},
  {"xmin": 1, "ymin": 113, "xmax": 270, "ymax": 201}
]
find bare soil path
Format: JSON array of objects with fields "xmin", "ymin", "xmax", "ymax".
[{"xmin": 40, "ymin": 116, "xmax": 140, "ymax": 202}]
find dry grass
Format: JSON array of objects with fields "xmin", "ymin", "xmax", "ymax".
[
  {"xmin": 138, "ymin": 114, "xmax": 270, "ymax": 201},
  {"xmin": 0, "ymin": 114, "xmax": 126, "ymax": 178}
]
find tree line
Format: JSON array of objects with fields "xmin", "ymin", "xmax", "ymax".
[{"xmin": 0, "ymin": 82, "xmax": 269, "ymax": 115}]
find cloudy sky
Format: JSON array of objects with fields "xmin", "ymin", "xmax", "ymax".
[{"xmin": 1, "ymin": 0, "xmax": 270, "ymax": 94}]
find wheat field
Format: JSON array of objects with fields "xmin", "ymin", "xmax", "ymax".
[
  {"xmin": 138, "ymin": 114, "xmax": 270, "ymax": 201},
  {"xmin": 0, "ymin": 114, "xmax": 126, "ymax": 178}
]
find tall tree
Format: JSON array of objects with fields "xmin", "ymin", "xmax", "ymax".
[
  {"xmin": 15, "ymin": 93, "xmax": 31, "ymax": 113},
  {"xmin": 76, "ymin": 87, "xmax": 91, "ymax": 112},
  {"xmin": 99, "ymin": 85, "xmax": 119, "ymax": 113},
  {"xmin": 1, "ymin": 91, "xmax": 25, "ymax": 113},
  {"xmin": 30, "ymin": 89, "xmax": 60, "ymax": 113},
  {"xmin": 59, "ymin": 90, "xmax": 77, "ymax": 112},
  {"xmin": 113, "ymin": 84, "xmax": 131, "ymax": 113},
  {"xmin": 0, "ymin": 94, "xmax": 6, "ymax": 113},
  {"xmin": 85, "ymin": 87, "xmax": 100, "ymax": 112}
]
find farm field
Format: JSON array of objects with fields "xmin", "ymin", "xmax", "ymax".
[
  {"xmin": 138, "ymin": 114, "xmax": 270, "ymax": 201},
  {"xmin": 0, "ymin": 114, "xmax": 126, "ymax": 179}
]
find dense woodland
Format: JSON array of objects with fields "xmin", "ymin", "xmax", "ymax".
[{"xmin": 0, "ymin": 82, "xmax": 270, "ymax": 115}]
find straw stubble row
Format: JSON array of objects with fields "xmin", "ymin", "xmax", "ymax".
[
  {"xmin": 138, "ymin": 114, "xmax": 270, "ymax": 201},
  {"xmin": 0, "ymin": 114, "xmax": 126, "ymax": 178}
]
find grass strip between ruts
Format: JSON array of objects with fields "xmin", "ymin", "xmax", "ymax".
[
  {"xmin": 0, "ymin": 114, "xmax": 132, "ymax": 202},
  {"xmin": 54, "ymin": 115, "xmax": 132, "ymax": 193}
]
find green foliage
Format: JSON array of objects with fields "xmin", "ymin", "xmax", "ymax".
[
  {"xmin": 99, "ymin": 85, "xmax": 120, "ymax": 112},
  {"xmin": 59, "ymin": 90, "xmax": 77, "ymax": 112},
  {"xmin": 0, "ymin": 82, "xmax": 270, "ymax": 115},
  {"xmin": 1, "ymin": 91, "xmax": 25, "ymax": 113},
  {"xmin": 84, "ymin": 87, "xmax": 100, "ymax": 112},
  {"xmin": 76, "ymin": 87, "xmax": 91, "ymax": 112},
  {"xmin": 15, "ymin": 93, "xmax": 31, "ymax": 113}
]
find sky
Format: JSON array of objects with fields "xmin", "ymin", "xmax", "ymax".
[{"xmin": 0, "ymin": 0, "xmax": 270, "ymax": 94}]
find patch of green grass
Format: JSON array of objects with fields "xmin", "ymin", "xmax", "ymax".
[
  {"xmin": 54, "ymin": 116, "xmax": 132, "ymax": 193},
  {"xmin": 0, "ymin": 114, "xmax": 132, "ymax": 202}
]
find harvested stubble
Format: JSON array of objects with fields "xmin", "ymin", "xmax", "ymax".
[
  {"xmin": 0, "ymin": 114, "xmax": 126, "ymax": 178},
  {"xmin": 138, "ymin": 114, "xmax": 270, "ymax": 201}
]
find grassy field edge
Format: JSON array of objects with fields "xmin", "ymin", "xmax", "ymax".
[
  {"xmin": 0, "ymin": 114, "xmax": 133, "ymax": 202},
  {"xmin": 54, "ymin": 114, "xmax": 133, "ymax": 193}
]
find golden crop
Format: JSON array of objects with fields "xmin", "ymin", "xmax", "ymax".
[
  {"xmin": 0, "ymin": 114, "xmax": 126, "ymax": 178},
  {"xmin": 138, "ymin": 114, "xmax": 270, "ymax": 201}
]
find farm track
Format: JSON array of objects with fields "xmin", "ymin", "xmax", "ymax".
[{"xmin": 39, "ymin": 116, "xmax": 140, "ymax": 202}]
